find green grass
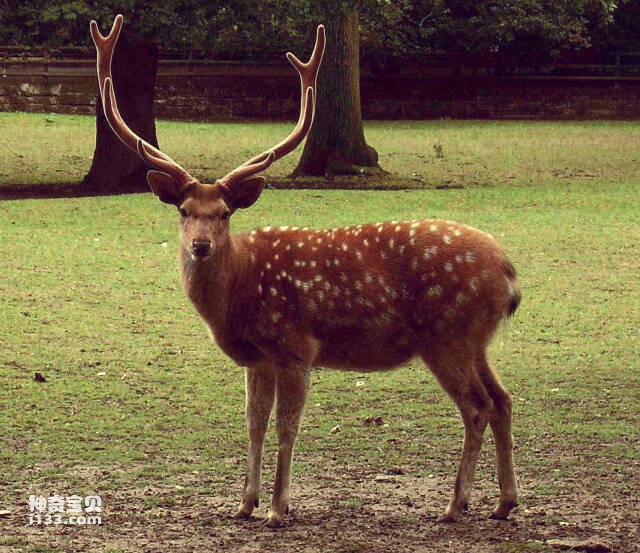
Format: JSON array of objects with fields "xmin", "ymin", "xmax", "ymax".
[
  {"xmin": 1, "ymin": 179, "xmax": 638, "ymax": 496},
  {"xmin": 0, "ymin": 114, "xmax": 638, "ymax": 550},
  {"xmin": 1, "ymin": 112, "xmax": 640, "ymax": 188}
]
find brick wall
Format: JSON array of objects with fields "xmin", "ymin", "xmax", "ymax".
[{"xmin": 1, "ymin": 59, "xmax": 639, "ymax": 120}]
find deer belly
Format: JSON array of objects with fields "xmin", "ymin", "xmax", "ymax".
[{"xmin": 315, "ymin": 328, "xmax": 418, "ymax": 372}]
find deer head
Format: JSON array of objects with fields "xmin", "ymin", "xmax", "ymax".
[{"xmin": 90, "ymin": 15, "xmax": 325, "ymax": 260}]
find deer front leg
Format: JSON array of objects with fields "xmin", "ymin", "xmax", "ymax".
[
  {"xmin": 265, "ymin": 367, "xmax": 310, "ymax": 527},
  {"xmin": 234, "ymin": 366, "xmax": 276, "ymax": 519}
]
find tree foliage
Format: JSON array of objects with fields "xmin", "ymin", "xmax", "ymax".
[{"xmin": 0, "ymin": 0, "xmax": 635, "ymax": 65}]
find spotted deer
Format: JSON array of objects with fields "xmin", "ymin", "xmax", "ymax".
[{"xmin": 92, "ymin": 15, "xmax": 520, "ymax": 528}]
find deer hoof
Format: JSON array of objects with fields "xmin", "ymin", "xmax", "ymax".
[
  {"xmin": 489, "ymin": 500, "xmax": 517, "ymax": 520},
  {"xmin": 263, "ymin": 514, "xmax": 285, "ymax": 528},
  {"xmin": 437, "ymin": 511, "xmax": 460, "ymax": 524}
]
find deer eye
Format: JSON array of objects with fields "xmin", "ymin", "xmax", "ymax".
[
  {"xmin": 221, "ymin": 210, "xmax": 231, "ymax": 221},
  {"xmin": 178, "ymin": 208, "xmax": 188, "ymax": 218}
]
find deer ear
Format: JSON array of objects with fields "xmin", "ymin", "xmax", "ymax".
[
  {"xmin": 222, "ymin": 176, "xmax": 265, "ymax": 210},
  {"xmin": 146, "ymin": 171, "xmax": 182, "ymax": 205}
]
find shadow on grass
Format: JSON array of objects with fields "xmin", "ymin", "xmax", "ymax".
[{"xmin": 0, "ymin": 174, "xmax": 463, "ymax": 201}]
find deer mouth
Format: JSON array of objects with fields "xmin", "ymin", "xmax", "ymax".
[{"xmin": 190, "ymin": 240, "xmax": 212, "ymax": 261}]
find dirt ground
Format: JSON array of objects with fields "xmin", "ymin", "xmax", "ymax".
[{"xmin": 7, "ymin": 457, "xmax": 638, "ymax": 553}]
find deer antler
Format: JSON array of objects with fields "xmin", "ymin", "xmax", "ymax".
[
  {"xmin": 217, "ymin": 24, "xmax": 325, "ymax": 188},
  {"xmin": 90, "ymin": 15, "xmax": 324, "ymax": 190},
  {"xmin": 90, "ymin": 15, "xmax": 195, "ymax": 186}
]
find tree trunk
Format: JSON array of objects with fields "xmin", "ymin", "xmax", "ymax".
[
  {"xmin": 82, "ymin": 29, "xmax": 159, "ymax": 193},
  {"xmin": 292, "ymin": 2, "xmax": 381, "ymax": 178}
]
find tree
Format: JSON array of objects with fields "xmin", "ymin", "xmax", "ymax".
[
  {"xmin": 82, "ymin": 24, "xmax": 160, "ymax": 192},
  {"xmin": 292, "ymin": 0, "xmax": 381, "ymax": 178}
]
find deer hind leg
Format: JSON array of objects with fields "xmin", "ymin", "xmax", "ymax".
[
  {"xmin": 265, "ymin": 366, "xmax": 311, "ymax": 528},
  {"xmin": 234, "ymin": 366, "xmax": 276, "ymax": 519},
  {"xmin": 476, "ymin": 351, "xmax": 518, "ymax": 520},
  {"xmin": 421, "ymin": 345, "xmax": 493, "ymax": 523}
]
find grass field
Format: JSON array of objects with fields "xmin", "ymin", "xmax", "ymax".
[
  {"xmin": 0, "ymin": 115, "xmax": 639, "ymax": 552},
  {"xmin": 1, "ymin": 112, "xmax": 640, "ymax": 189}
]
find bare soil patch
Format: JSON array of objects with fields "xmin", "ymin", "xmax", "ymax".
[{"xmin": 6, "ymin": 457, "xmax": 637, "ymax": 553}]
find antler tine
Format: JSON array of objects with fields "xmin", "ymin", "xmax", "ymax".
[
  {"xmin": 91, "ymin": 15, "xmax": 194, "ymax": 185},
  {"xmin": 218, "ymin": 24, "xmax": 326, "ymax": 187}
]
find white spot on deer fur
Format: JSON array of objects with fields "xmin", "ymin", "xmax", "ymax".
[
  {"xmin": 354, "ymin": 280, "xmax": 363, "ymax": 290},
  {"xmin": 465, "ymin": 251, "xmax": 476, "ymax": 263},
  {"xmin": 333, "ymin": 259, "xmax": 340, "ymax": 267},
  {"xmin": 339, "ymin": 272, "xmax": 348, "ymax": 282},
  {"xmin": 409, "ymin": 237, "xmax": 416, "ymax": 246},
  {"xmin": 428, "ymin": 285, "xmax": 443, "ymax": 297},
  {"xmin": 469, "ymin": 277, "xmax": 480, "ymax": 291},
  {"xmin": 280, "ymin": 270, "xmax": 288, "ymax": 278},
  {"xmin": 275, "ymin": 274, "xmax": 281, "ymax": 281},
  {"xmin": 274, "ymin": 254, "xmax": 280, "ymax": 260},
  {"xmin": 297, "ymin": 242, "xmax": 304, "ymax": 248},
  {"xmin": 341, "ymin": 243, "xmax": 348, "ymax": 251},
  {"xmin": 411, "ymin": 257, "xmax": 418, "ymax": 270},
  {"xmin": 377, "ymin": 276, "xmax": 386, "ymax": 285},
  {"xmin": 325, "ymin": 259, "xmax": 331, "ymax": 268},
  {"xmin": 269, "ymin": 287, "xmax": 277, "ymax": 296},
  {"xmin": 456, "ymin": 292, "xmax": 469, "ymax": 306},
  {"xmin": 380, "ymin": 250, "xmax": 388, "ymax": 259},
  {"xmin": 271, "ymin": 312, "xmax": 282, "ymax": 323},
  {"xmin": 332, "ymin": 285, "xmax": 341, "ymax": 297},
  {"xmin": 395, "ymin": 225, "xmax": 402, "ymax": 232},
  {"xmin": 454, "ymin": 229, "xmax": 462, "ymax": 237},
  {"xmin": 444, "ymin": 262, "xmax": 454, "ymax": 272},
  {"xmin": 443, "ymin": 234, "xmax": 452, "ymax": 244},
  {"xmin": 356, "ymin": 250, "xmax": 363, "ymax": 260},
  {"xmin": 377, "ymin": 225, "xmax": 384, "ymax": 233},
  {"xmin": 257, "ymin": 284, "xmax": 262, "ymax": 294},
  {"xmin": 265, "ymin": 262, "xmax": 272, "ymax": 270},
  {"xmin": 308, "ymin": 299, "xmax": 318, "ymax": 312},
  {"xmin": 364, "ymin": 273, "xmax": 373, "ymax": 283},
  {"xmin": 317, "ymin": 290, "xmax": 325, "ymax": 300},
  {"xmin": 279, "ymin": 226, "xmax": 289, "ymax": 231},
  {"xmin": 250, "ymin": 252, "xmax": 256, "ymax": 263},
  {"xmin": 411, "ymin": 221, "xmax": 420, "ymax": 229},
  {"xmin": 248, "ymin": 235, "xmax": 256, "ymax": 244},
  {"xmin": 264, "ymin": 226, "xmax": 272, "ymax": 232},
  {"xmin": 388, "ymin": 239, "xmax": 396, "ymax": 249},
  {"xmin": 302, "ymin": 281, "xmax": 313, "ymax": 292},
  {"xmin": 285, "ymin": 244, "xmax": 291, "ymax": 251},
  {"xmin": 295, "ymin": 279, "xmax": 302, "ymax": 288},
  {"xmin": 323, "ymin": 281, "xmax": 331, "ymax": 291},
  {"xmin": 363, "ymin": 239, "xmax": 370, "ymax": 247},
  {"xmin": 294, "ymin": 260, "xmax": 301, "ymax": 267},
  {"xmin": 273, "ymin": 239, "xmax": 281, "ymax": 247},
  {"xmin": 455, "ymin": 254, "xmax": 464, "ymax": 264},
  {"xmin": 409, "ymin": 228, "xmax": 417, "ymax": 237},
  {"xmin": 429, "ymin": 224, "xmax": 438, "ymax": 232}
]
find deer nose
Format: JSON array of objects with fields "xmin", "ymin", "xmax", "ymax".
[{"xmin": 192, "ymin": 239, "xmax": 212, "ymax": 257}]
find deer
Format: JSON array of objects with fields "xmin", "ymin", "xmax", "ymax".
[{"xmin": 91, "ymin": 15, "xmax": 521, "ymax": 528}]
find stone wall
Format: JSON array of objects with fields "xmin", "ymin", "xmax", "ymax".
[{"xmin": 1, "ymin": 59, "xmax": 639, "ymax": 120}]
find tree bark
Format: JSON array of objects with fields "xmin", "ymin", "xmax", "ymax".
[
  {"xmin": 291, "ymin": 2, "xmax": 381, "ymax": 178},
  {"xmin": 82, "ymin": 28, "xmax": 159, "ymax": 193}
]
